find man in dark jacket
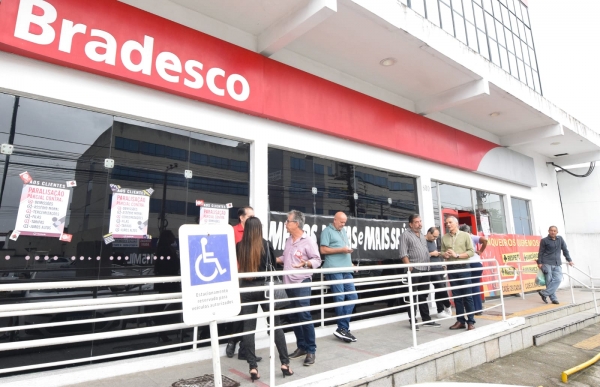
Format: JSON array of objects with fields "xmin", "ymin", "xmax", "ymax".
[{"xmin": 537, "ymin": 226, "xmax": 574, "ymax": 305}]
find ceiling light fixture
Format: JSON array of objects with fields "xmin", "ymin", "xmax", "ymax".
[
  {"xmin": 379, "ymin": 57, "xmax": 397, "ymax": 66},
  {"xmin": 489, "ymin": 112, "xmax": 500, "ymax": 117}
]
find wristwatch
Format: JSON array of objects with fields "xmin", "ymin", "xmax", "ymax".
[{"xmin": 303, "ymin": 262, "xmax": 308, "ymax": 268}]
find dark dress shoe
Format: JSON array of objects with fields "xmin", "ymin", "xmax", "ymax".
[
  {"xmin": 538, "ymin": 291, "xmax": 548, "ymax": 304},
  {"xmin": 303, "ymin": 353, "xmax": 315, "ymax": 366},
  {"xmin": 289, "ymin": 348, "xmax": 307, "ymax": 359},
  {"xmin": 449, "ymin": 321, "xmax": 466, "ymax": 330},
  {"xmin": 467, "ymin": 324, "xmax": 475, "ymax": 331},
  {"xmin": 552, "ymin": 300, "xmax": 560, "ymax": 305},
  {"xmin": 226, "ymin": 341, "xmax": 236, "ymax": 358}
]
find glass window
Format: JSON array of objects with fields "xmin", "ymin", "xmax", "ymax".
[
  {"xmin": 0, "ymin": 92, "xmax": 15, "ymax": 144},
  {"xmin": 508, "ymin": 52, "xmax": 518, "ymax": 76},
  {"xmin": 492, "ymin": 0, "xmax": 502, "ymax": 19},
  {"xmin": 425, "ymin": 0, "xmax": 440, "ymax": 26},
  {"xmin": 474, "ymin": 4, "xmax": 485, "ymax": 31},
  {"xmin": 463, "ymin": 0, "xmax": 474, "ymax": 22},
  {"xmin": 501, "ymin": 4, "xmax": 510, "ymax": 25},
  {"xmin": 505, "ymin": 27, "xmax": 515, "ymax": 52},
  {"xmin": 474, "ymin": 190, "xmax": 506, "ymax": 234},
  {"xmin": 452, "ymin": 0, "xmax": 463, "ymax": 15},
  {"xmin": 440, "ymin": 3, "xmax": 454, "ymax": 35},
  {"xmin": 489, "ymin": 39, "xmax": 500, "ymax": 66},
  {"xmin": 466, "ymin": 22, "xmax": 479, "ymax": 51},
  {"xmin": 511, "ymin": 197, "xmax": 532, "ymax": 235},
  {"xmin": 500, "ymin": 46, "xmax": 510, "ymax": 72},
  {"xmin": 495, "ymin": 20, "xmax": 505, "ymax": 46},
  {"xmin": 410, "ymin": 0, "xmax": 426, "ymax": 17},
  {"xmin": 533, "ymin": 70, "xmax": 541, "ymax": 93},
  {"xmin": 485, "ymin": 13, "xmax": 496, "ymax": 40},
  {"xmin": 438, "ymin": 183, "xmax": 475, "ymax": 234},
  {"xmin": 478, "ymin": 30, "xmax": 490, "ymax": 59},
  {"xmin": 483, "ymin": 0, "xmax": 494, "ymax": 13},
  {"xmin": 454, "ymin": 13, "xmax": 467, "ymax": 44}
]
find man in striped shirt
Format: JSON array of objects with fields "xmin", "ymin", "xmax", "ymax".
[{"xmin": 399, "ymin": 214, "xmax": 441, "ymax": 330}]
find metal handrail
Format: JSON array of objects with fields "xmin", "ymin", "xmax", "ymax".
[
  {"xmin": 0, "ymin": 258, "xmax": 515, "ymax": 386},
  {"xmin": 561, "ymin": 262, "xmax": 599, "ymax": 314}
]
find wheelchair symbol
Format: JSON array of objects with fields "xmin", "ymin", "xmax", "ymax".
[{"xmin": 194, "ymin": 237, "xmax": 227, "ymax": 282}]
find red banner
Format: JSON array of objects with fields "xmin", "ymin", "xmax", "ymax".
[{"xmin": 480, "ymin": 234, "xmax": 542, "ymax": 296}]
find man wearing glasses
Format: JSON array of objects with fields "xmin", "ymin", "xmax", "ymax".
[
  {"xmin": 441, "ymin": 216, "xmax": 476, "ymax": 330},
  {"xmin": 277, "ymin": 210, "xmax": 322, "ymax": 366}
]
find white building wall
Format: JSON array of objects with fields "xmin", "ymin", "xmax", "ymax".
[
  {"xmin": 556, "ymin": 166, "xmax": 600, "ymax": 284},
  {"xmin": 0, "ymin": 51, "xmax": 568, "ymax": 247}
]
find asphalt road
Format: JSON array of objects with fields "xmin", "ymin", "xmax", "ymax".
[{"xmin": 442, "ymin": 321, "xmax": 600, "ymax": 387}]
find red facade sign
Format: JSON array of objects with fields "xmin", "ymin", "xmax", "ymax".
[{"xmin": 0, "ymin": 0, "xmax": 498, "ymax": 170}]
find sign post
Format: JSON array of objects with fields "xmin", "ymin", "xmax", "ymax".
[{"xmin": 179, "ymin": 224, "xmax": 241, "ymax": 387}]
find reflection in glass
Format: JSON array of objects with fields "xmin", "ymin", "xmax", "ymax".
[
  {"xmin": 474, "ymin": 190, "xmax": 506, "ymax": 234},
  {"xmin": 511, "ymin": 197, "xmax": 531, "ymax": 235},
  {"xmin": 438, "ymin": 183, "xmax": 475, "ymax": 234}
]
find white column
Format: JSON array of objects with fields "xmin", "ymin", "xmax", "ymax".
[
  {"xmin": 504, "ymin": 194, "xmax": 515, "ymax": 234},
  {"xmin": 250, "ymin": 138, "xmax": 269, "ymax": 234},
  {"xmin": 417, "ymin": 175, "xmax": 435, "ymax": 229}
]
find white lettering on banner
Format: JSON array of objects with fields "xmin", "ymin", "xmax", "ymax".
[
  {"xmin": 268, "ymin": 220, "xmax": 407, "ymax": 253},
  {"xmin": 121, "ymin": 36, "xmax": 154, "ymax": 75},
  {"xmin": 156, "ymin": 51, "xmax": 182, "ymax": 83},
  {"xmin": 14, "ymin": 0, "xmax": 57, "ymax": 45},
  {"xmin": 206, "ymin": 68, "xmax": 225, "ymax": 96},
  {"xmin": 184, "ymin": 60, "xmax": 204, "ymax": 89},
  {"xmin": 85, "ymin": 29, "xmax": 117, "ymax": 65},
  {"xmin": 13, "ymin": 0, "xmax": 250, "ymax": 101},
  {"xmin": 58, "ymin": 20, "xmax": 86, "ymax": 53}
]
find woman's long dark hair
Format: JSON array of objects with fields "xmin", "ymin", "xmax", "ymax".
[{"xmin": 237, "ymin": 217, "xmax": 264, "ymax": 276}]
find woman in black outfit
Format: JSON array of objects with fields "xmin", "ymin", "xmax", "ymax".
[{"xmin": 237, "ymin": 217, "xmax": 293, "ymax": 381}]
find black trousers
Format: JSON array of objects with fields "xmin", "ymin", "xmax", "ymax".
[
  {"xmin": 429, "ymin": 271, "xmax": 451, "ymax": 312},
  {"xmin": 240, "ymin": 280, "xmax": 289, "ymax": 369},
  {"xmin": 408, "ymin": 271, "xmax": 431, "ymax": 322}
]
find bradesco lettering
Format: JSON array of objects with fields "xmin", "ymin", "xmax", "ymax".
[{"xmin": 13, "ymin": 0, "xmax": 250, "ymax": 102}]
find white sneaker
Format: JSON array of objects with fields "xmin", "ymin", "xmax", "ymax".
[{"xmin": 444, "ymin": 306, "xmax": 453, "ymax": 316}]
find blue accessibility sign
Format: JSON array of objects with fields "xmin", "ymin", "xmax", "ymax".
[{"xmin": 188, "ymin": 234, "xmax": 231, "ymax": 286}]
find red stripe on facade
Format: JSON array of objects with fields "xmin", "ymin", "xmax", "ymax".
[{"xmin": 0, "ymin": 0, "xmax": 498, "ymax": 170}]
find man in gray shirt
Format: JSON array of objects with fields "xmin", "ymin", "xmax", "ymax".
[
  {"xmin": 425, "ymin": 227, "xmax": 452, "ymax": 318},
  {"xmin": 537, "ymin": 226, "xmax": 574, "ymax": 305},
  {"xmin": 399, "ymin": 214, "xmax": 441, "ymax": 330}
]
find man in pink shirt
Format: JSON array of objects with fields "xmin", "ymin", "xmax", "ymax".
[{"xmin": 277, "ymin": 210, "xmax": 321, "ymax": 366}]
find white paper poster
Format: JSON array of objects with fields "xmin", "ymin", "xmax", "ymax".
[
  {"xmin": 14, "ymin": 179, "xmax": 71, "ymax": 238},
  {"xmin": 198, "ymin": 202, "xmax": 229, "ymax": 225},
  {"xmin": 480, "ymin": 214, "xmax": 491, "ymax": 236},
  {"xmin": 109, "ymin": 187, "xmax": 151, "ymax": 239}
]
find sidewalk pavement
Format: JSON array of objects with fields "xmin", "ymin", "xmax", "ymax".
[{"xmin": 59, "ymin": 288, "xmax": 593, "ymax": 387}]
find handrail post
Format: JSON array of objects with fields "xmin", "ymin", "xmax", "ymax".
[
  {"xmin": 518, "ymin": 262, "xmax": 525, "ymax": 300},
  {"xmin": 320, "ymin": 272, "xmax": 325, "ymax": 328},
  {"xmin": 496, "ymin": 261, "xmax": 506, "ymax": 321},
  {"xmin": 567, "ymin": 264, "xmax": 575, "ymax": 304},
  {"xmin": 590, "ymin": 266, "xmax": 598, "ymax": 315},
  {"xmin": 192, "ymin": 327, "xmax": 198, "ymax": 350},
  {"xmin": 407, "ymin": 269, "xmax": 417, "ymax": 348},
  {"xmin": 269, "ymin": 279, "xmax": 276, "ymax": 387}
]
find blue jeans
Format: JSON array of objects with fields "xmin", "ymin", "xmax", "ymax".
[
  {"xmin": 469, "ymin": 262, "xmax": 483, "ymax": 313},
  {"xmin": 286, "ymin": 278, "xmax": 316, "ymax": 354},
  {"xmin": 325, "ymin": 272, "xmax": 358, "ymax": 330},
  {"xmin": 448, "ymin": 268, "xmax": 475, "ymax": 325},
  {"xmin": 540, "ymin": 264, "xmax": 562, "ymax": 302}
]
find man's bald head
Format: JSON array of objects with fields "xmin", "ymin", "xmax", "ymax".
[{"xmin": 332, "ymin": 212, "xmax": 348, "ymax": 230}]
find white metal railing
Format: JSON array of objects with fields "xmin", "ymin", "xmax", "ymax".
[
  {"xmin": 563, "ymin": 262, "xmax": 599, "ymax": 314},
  {"xmin": 0, "ymin": 259, "xmax": 516, "ymax": 385}
]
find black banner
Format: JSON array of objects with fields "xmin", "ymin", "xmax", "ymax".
[{"xmin": 267, "ymin": 212, "xmax": 408, "ymax": 263}]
